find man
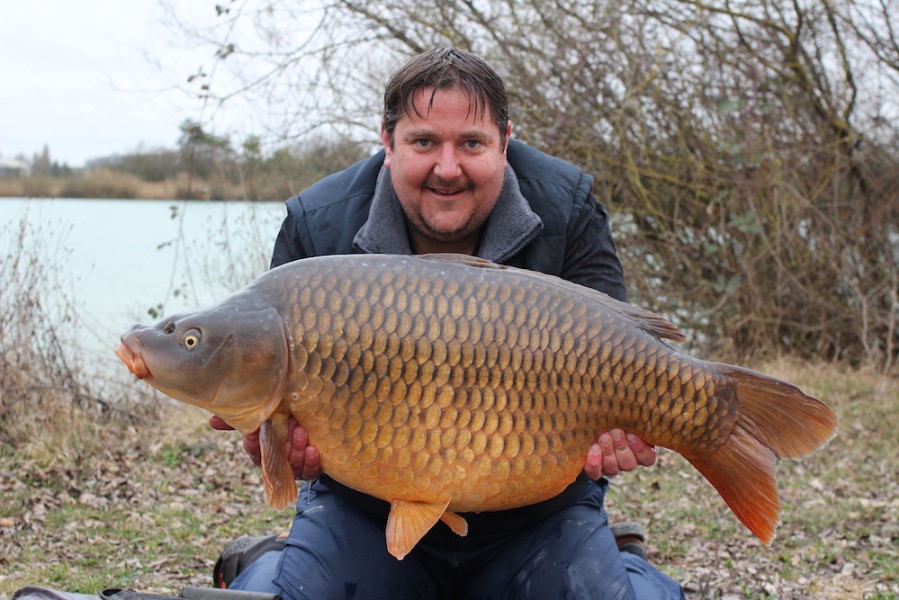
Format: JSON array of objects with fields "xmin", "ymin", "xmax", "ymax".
[{"xmin": 212, "ymin": 47, "xmax": 684, "ymax": 599}]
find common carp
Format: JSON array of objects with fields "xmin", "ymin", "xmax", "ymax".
[{"xmin": 116, "ymin": 254, "xmax": 837, "ymax": 559}]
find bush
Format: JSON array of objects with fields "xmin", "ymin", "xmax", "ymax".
[
  {"xmin": 0, "ymin": 214, "xmax": 157, "ymax": 451},
  {"xmin": 59, "ymin": 168, "xmax": 143, "ymax": 199},
  {"xmin": 18, "ymin": 176, "xmax": 57, "ymax": 198}
]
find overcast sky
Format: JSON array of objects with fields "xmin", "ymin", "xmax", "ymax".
[{"xmin": 1, "ymin": 0, "xmax": 222, "ymax": 167}]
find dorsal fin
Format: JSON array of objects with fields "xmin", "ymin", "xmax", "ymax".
[
  {"xmin": 416, "ymin": 253, "xmax": 508, "ymax": 270},
  {"xmin": 415, "ymin": 254, "xmax": 685, "ymax": 343},
  {"xmin": 593, "ymin": 294, "xmax": 686, "ymax": 343}
]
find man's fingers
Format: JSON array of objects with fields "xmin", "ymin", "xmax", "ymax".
[
  {"xmin": 584, "ymin": 443, "xmax": 603, "ymax": 480},
  {"xmin": 627, "ymin": 433, "xmax": 658, "ymax": 467},
  {"xmin": 597, "ymin": 431, "xmax": 621, "ymax": 478},
  {"xmin": 288, "ymin": 425, "xmax": 309, "ymax": 475},
  {"xmin": 286, "ymin": 424, "xmax": 324, "ymax": 480},
  {"xmin": 301, "ymin": 445, "xmax": 321, "ymax": 480},
  {"xmin": 610, "ymin": 429, "xmax": 638, "ymax": 472},
  {"xmin": 595, "ymin": 429, "xmax": 653, "ymax": 477},
  {"xmin": 242, "ymin": 429, "xmax": 262, "ymax": 467},
  {"xmin": 208, "ymin": 415, "xmax": 234, "ymax": 431}
]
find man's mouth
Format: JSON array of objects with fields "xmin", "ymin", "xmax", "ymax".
[
  {"xmin": 425, "ymin": 179, "xmax": 470, "ymax": 196},
  {"xmin": 429, "ymin": 186, "xmax": 462, "ymax": 195}
]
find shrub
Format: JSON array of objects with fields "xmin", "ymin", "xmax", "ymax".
[
  {"xmin": 0, "ymin": 214, "xmax": 157, "ymax": 452},
  {"xmin": 59, "ymin": 168, "xmax": 142, "ymax": 199}
]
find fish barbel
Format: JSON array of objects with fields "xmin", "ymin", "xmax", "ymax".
[{"xmin": 116, "ymin": 254, "xmax": 837, "ymax": 559}]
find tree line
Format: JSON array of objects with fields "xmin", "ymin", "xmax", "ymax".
[
  {"xmin": 0, "ymin": 122, "xmax": 368, "ymax": 202},
  {"xmin": 97, "ymin": 120, "xmax": 369, "ymax": 201}
]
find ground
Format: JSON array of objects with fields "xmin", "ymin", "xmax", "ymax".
[{"xmin": 1, "ymin": 362, "xmax": 896, "ymax": 599}]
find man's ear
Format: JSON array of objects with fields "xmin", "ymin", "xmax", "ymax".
[
  {"xmin": 503, "ymin": 121, "xmax": 512, "ymax": 161},
  {"xmin": 381, "ymin": 123, "xmax": 393, "ymax": 168}
]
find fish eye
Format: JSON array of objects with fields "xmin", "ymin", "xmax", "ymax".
[{"xmin": 181, "ymin": 329, "xmax": 202, "ymax": 351}]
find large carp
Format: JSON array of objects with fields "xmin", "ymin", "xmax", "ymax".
[{"xmin": 117, "ymin": 254, "xmax": 837, "ymax": 559}]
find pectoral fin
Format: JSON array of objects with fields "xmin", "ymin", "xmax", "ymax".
[
  {"xmin": 259, "ymin": 414, "xmax": 297, "ymax": 509},
  {"xmin": 386, "ymin": 499, "xmax": 467, "ymax": 560}
]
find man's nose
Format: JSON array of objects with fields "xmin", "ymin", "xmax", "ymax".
[{"xmin": 433, "ymin": 144, "xmax": 462, "ymax": 179}]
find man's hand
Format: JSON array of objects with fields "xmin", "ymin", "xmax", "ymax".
[
  {"xmin": 584, "ymin": 429, "xmax": 657, "ymax": 479},
  {"xmin": 208, "ymin": 415, "xmax": 322, "ymax": 480},
  {"xmin": 210, "ymin": 416, "xmax": 650, "ymax": 481}
]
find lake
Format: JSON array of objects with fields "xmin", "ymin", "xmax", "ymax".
[{"xmin": 1, "ymin": 197, "xmax": 287, "ymax": 387}]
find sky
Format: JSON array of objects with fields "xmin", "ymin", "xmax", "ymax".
[{"xmin": 1, "ymin": 0, "xmax": 223, "ymax": 167}]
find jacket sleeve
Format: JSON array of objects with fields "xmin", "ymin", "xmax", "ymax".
[
  {"xmin": 269, "ymin": 203, "xmax": 308, "ymax": 269},
  {"xmin": 560, "ymin": 194, "xmax": 628, "ymax": 303}
]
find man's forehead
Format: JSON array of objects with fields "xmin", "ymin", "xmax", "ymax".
[{"xmin": 404, "ymin": 86, "xmax": 494, "ymax": 126}]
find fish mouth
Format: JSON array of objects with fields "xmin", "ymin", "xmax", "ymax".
[{"xmin": 115, "ymin": 340, "xmax": 151, "ymax": 379}]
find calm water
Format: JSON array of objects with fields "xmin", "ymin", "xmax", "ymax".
[{"xmin": 1, "ymin": 197, "xmax": 286, "ymax": 383}]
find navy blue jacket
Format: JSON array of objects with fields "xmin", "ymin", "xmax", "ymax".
[{"xmin": 270, "ymin": 139, "xmax": 626, "ymax": 301}]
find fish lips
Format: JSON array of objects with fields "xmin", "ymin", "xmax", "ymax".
[{"xmin": 116, "ymin": 333, "xmax": 151, "ymax": 379}]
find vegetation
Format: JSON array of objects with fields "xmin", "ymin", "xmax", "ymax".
[
  {"xmin": 1, "ymin": 197, "xmax": 897, "ymax": 599},
  {"xmin": 159, "ymin": 0, "xmax": 898, "ymax": 371},
  {"xmin": 0, "ymin": 129, "xmax": 368, "ymax": 202},
  {"xmin": 611, "ymin": 359, "xmax": 898, "ymax": 598},
  {"xmin": 0, "ymin": 218, "xmax": 156, "ymax": 449},
  {"xmin": 5, "ymin": 1, "xmax": 898, "ymax": 369},
  {"xmin": 2, "ymin": 362, "xmax": 895, "ymax": 598},
  {"xmin": 1, "ymin": 255, "xmax": 896, "ymax": 597},
  {"xmin": 0, "ymin": 404, "xmax": 290, "ymax": 595}
]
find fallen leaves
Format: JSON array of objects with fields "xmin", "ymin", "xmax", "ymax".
[{"xmin": 0, "ymin": 408, "xmax": 289, "ymax": 595}]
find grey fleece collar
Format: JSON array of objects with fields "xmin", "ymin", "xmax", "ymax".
[{"xmin": 353, "ymin": 165, "xmax": 543, "ymax": 263}]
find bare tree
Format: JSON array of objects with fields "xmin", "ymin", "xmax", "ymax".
[{"xmin": 165, "ymin": 0, "xmax": 898, "ymax": 372}]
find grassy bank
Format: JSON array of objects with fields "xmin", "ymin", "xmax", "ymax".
[
  {"xmin": 0, "ymin": 362, "xmax": 896, "ymax": 599},
  {"xmin": 0, "ymin": 403, "xmax": 290, "ymax": 594}
]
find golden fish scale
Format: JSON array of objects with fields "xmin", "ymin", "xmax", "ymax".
[{"xmin": 273, "ymin": 258, "xmax": 737, "ymax": 512}]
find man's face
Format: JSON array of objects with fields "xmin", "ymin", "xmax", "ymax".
[{"xmin": 381, "ymin": 86, "xmax": 512, "ymax": 253}]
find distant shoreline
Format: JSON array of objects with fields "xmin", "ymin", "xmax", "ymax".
[{"xmin": 0, "ymin": 170, "xmax": 277, "ymax": 202}]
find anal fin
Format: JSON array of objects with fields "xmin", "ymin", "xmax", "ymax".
[
  {"xmin": 386, "ymin": 499, "xmax": 463, "ymax": 560},
  {"xmin": 440, "ymin": 511, "xmax": 469, "ymax": 537}
]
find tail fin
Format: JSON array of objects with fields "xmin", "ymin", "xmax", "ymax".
[
  {"xmin": 683, "ymin": 365, "xmax": 838, "ymax": 544},
  {"xmin": 729, "ymin": 366, "xmax": 838, "ymax": 459}
]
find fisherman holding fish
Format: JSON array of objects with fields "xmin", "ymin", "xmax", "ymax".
[
  {"xmin": 119, "ymin": 44, "xmax": 836, "ymax": 598},
  {"xmin": 211, "ymin": 48, "xmax": 684, "ymax": 599}
]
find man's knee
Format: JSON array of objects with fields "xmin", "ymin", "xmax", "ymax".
[{"xmin": 228, "ymin": 551, "xmax": 282, "ymax": 594}]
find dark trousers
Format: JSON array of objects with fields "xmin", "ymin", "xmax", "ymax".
[{"xmin": 230, "ymin": 476, "xmax": 684, "ymax": 600}]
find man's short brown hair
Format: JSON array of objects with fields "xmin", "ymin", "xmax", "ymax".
[{"xmin": 382, "ymin": 47, "xmax": 509, "ymax": 148}]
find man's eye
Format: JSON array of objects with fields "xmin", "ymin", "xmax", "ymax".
[
  {"xmin": 414, "ymin": 139, "xmax": 431, "ymax": 147},
  {"xmin": 464, "ymin": 140, "xmax": 482, "ymax": 149}
]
